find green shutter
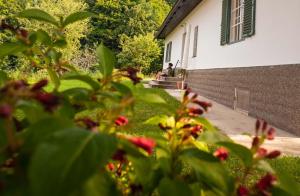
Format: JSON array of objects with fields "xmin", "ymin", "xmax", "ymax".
[
  {"xmin": 243, "ymin": 0, "xmax": 256, "ymax": 37},
  {"xmin": 220, "ymin": 0, "xmax": 231, "ymax": 45}
]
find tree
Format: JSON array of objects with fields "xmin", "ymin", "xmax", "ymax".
[
  {"xmin": 24, "ymin": 0, "xmax": 90, "ymax": 61},
  {"xmin": 117, "ymin": 33, "xmax": 161, "ymax": 74}
]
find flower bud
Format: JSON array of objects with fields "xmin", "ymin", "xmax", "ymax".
[
  {"xmin": 256, "ymin": 173, "xmax": 277, "ymax": 192},
  {"xmin": 31, "ymin": 79, "xmax": 48, "ymax": 91},
  {"xmin": 107, "ymin": 163, "xmax": 115, "ymax": 171},
  {"xmin": 266, "ymin": 150, "xmax": 281, "ymax": 159},
  {"xmin": 256, "ymin": 148, "xmax": 267, "ymax": 158},
  {"xmin": 128, "ymin": 137, "xmax": 156, "ymax": 155},
  {"xmin": 262, "ymin": 120, "xmax": 268, "ymax": 132},
  {"xmin": 237, "ymin": 185, "xmax": 249, "ymax": 196},
  {"xmin": 34, "ymin": 92, "xmax": 60, "ymax": 111},
  {"xmin": 115, "ymin": 116, "xmax": 128, "ymax": 126},
  {"xmin": 0, "ymin": 104, "xmax": 12, "ymax": 118},
  {"xmin": 252, "ymin": 136, "xmax": 260, "ymax": 148},
  {"xmin": 188, "ymin": 108, "xmax": 203, "ymax": 117},
  {"xmin": 267, "ymin": 128, "xmax": 275, "ymax": 140},
  {"xmin": 193, "ymin": 100, "xmax": 212, "ymax": 111},
  {"xmin": 255, "ymin": 119, "xmax": 261, "ymax": 134},
  {"xmin": 213, "ymin": 147, "xmax": 229, "ymax": 161}
]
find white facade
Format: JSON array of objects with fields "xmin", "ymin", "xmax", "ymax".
[{"xmin": 163, "ymin": 0, "xmax": 300, "ymax": 70}]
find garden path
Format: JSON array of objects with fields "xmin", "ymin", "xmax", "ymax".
[{"xmin": 165, "ymin": 89, "xmax": 300, "ymax": 156}]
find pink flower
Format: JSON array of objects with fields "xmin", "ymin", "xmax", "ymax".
[
  {"xmin": 115, "ymin": 116, "xmax": 128, "ymax": 126},
  {"xmin": 256, "ymin": 173, "xmax": 277, "ymax": 192},
  {"xmin": 193, "ymin": 100, "xmax": 212, "ymax": 111},
  {"xmin": 255, "ymin": 119, "xmax": 261, "ymax": 134},
  {"xmin": 128, "ymin": 137, "xmax": 156, "ymax": 155},
  {"xmin": 252, "ymin": 136, "xmax": 260, "ymax": 148},
  {"xmin": 213, "ymin": 147, "xmax": 229, "ymax": 161},
  {"xmin": 237, "ymin": 185, "xmax": 249, "ymax": 196},
  {"xmin": 0, "ymin": 104, "xmax": 12, "ymax": 118},
  {"xmin": 267, "ymin": 128, "xmax": 275, "ymax": 140}
]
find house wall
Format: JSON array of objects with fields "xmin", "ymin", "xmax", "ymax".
[
  {"xmin": 162, "ymin": 0, "xmax": 300, "ymax": 135},
  {"xmin": 163, "ymin": 0, "xmax": 300, "ymax": 69}
]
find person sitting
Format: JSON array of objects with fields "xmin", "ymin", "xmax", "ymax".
[{"xmin": 155, "ymin": 63, "xmax": 174, "ymax": 80}]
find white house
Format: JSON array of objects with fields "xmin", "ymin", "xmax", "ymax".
[{"xmin": 156, "ymin": 0, "xmax": 300, "ymax": 135}]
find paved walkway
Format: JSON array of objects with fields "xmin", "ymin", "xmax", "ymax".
[{"xmin": 165, "ymin": 89, "xmax": 300, "ymax": 156}]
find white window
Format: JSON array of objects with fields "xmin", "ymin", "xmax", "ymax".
[
  {"xmin": 165, "ymin": 42, "xmax": 172, "ymax": 62},
  {"xmin": 193, "ymin": 26, "xmax": 198, "ymax": 57},
  {"xmin": 230, "ymin": 0, "xmax": 244, "ymax": 42}
]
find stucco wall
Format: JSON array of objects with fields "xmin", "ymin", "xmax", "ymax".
[{"xmin": 163, "ymin": 0, "xmax": 300, "ymax": 69}]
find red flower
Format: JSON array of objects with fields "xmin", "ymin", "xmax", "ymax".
[
  {"xmin": 256, "ymin": 148, "xmax": 268, "ymax": 158},
  {"xmin": 0, "ymin": 104, "xmax": 12, "ymax": 118},
  {"xmin": 256, "ymin": 173, "xmax": 277, "ymax": 192},
  {"xmin": 188, "ymin": 108, "xmax": 203, "ymax": 117},
  {"xmin": 213, "ymin": 147, "xmax": 229, "ymax": 161},
  {"xmin": 115, "ymin": 116, "xmax": 128, "ymax": 126},
  {"xmin": 31, "ymin": 79, "xmax": 48, "ymax": 91},
  {"xmin": 267, "ymin": 128, "xmax": 275, "ymax": 140},
  {"xmin": 128, "ymin": 137, "xmax": 156, "ymax": 155},
  {"xmin": 107, "ymin": 163, "xmax": 115, "ymax": 171},
  {"xmin": 266, "ymin": 150, "xmax": 281, "ymax": 159},
  {"xmin": 237, "ymin": 185, "xmax": 249, "ymax": 196}
]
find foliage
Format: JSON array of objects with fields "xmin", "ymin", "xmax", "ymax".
[
  {"xmin": 24, "ymin": 0, "xmax": 91, "ymax": 61},
  {"xmin": 0, "ymin": 9, "xmax": 299, "ymax": 196},
  {"xmin": 84, "ymin": 0, "xmax": 170, "ymax": 73},
  {"xmin": 118, "ymin": 33, "xmax": 161, "ymax": 74}
]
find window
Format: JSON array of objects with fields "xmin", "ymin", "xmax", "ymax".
[
  {"xmin": 221, "ymin": 0, "xmax": 256, "ymax": 45},
  {"xmin": 165, "ymin": 42, "xmax": 172, "ymax": 62},
  {"xmin": 193, "ymin": 26, "xmax": 199, "ymax": 57},
  {"xmin": 230, "ymin": 0, "xmax": 244, "ymax": 42}
]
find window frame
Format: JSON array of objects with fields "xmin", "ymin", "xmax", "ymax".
[
  {"xmin": 165, "ymin": 41, "xmax": 172, "ymax": 63},
  {"xmin": 229, "ymin": 0, "xmax": 245, "ymax": 43},
  {"xmin": 193, "ymin": 26, "xmax": 199, "ymax": 57}
]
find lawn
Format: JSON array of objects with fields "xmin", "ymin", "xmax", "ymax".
[{"xmin": 53, "ymin": 81, "xmax": 300, "ymax": 184}]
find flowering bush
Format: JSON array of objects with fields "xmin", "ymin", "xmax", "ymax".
[{"xmin": 0, "ymin": 9, "xmax": 299, "ymax": 196}]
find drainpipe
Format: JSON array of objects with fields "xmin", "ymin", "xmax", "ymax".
[{"xmin": 183, "ymin": 24, "xmax": 191, "ymax": 70}]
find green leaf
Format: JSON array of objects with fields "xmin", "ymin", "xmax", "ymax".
[
  {"xmin": 0, "ymin": 70, "xmax": 9, "ymax": 86},
  {"xmin": 158, "ymin": 178, "xmax": 192, "ymax": 196},
  {"xmin": 195, "ymin": 117, "xmax": 217, "ymax": 131},
  {"xmin": 53, "ymin": 39, "xmax": 67, "ymax": 48},
  {"xmin": 144, "ymin": 115, "xmax": 169, "ymax": 125},
  {"xmin": 29, "ymin": 128, "xmax": 117, "ymax": 196},
  {"xmin": 62, "ymin": 73, "xmax": 100, "ymax": 91},
  {"xmin": 0, "ymin": 42, "xmax": 27, "ymax": 58},
  {"xmin": 179, "ymin": 148, "xmax": 235, "ymax": 195},
  {"xmin": 198, "ymin": 130, "xmax": 231, "ymax": 144},
  {"xmin": 79, "ymin": 173, "xmax": 121, "ymax": 196},
  {"xmin": 35, "ymin": 30, "xmax": 52, "ymax": 45},
  {"xmin": 217, "ymin": 142, "xmax": 253, "ymax": 167},
  {"xmin": 23, "ymin": 117, "xmax": 74, "ymax": 151},
  {"xmin": 62, "ymin": 11, "xmax": 96, "ymax": 27},
  {"xmin": 256, "ymin": 160, "xmax": 275, "ymax": 173},
  {"xmin": 136, "ymin": 92, "xmax": 166, "ymax": 104},
  {"xmin": 17, "ymin": 9, "xmax": 58, "ymax": 26},
  {"xmin": 96, "ymin": 44, "xmax": 116, "ymax": 77},
  {"xmin": 62, "ymin": 88, "xmax": 91, "ymax": 101},
  {"xmin": 16, "ymin": 100, "xmax": 49, "ymax": 123},
  {"xmin": 274, "ymin": 171, "xmax": 300, "ymax": 195},
  {"xmin": 111, "ymin": 82, "xmax": 133, "ymax": 96}
]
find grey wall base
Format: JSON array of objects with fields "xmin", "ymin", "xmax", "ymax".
[{"xmin": 186, "ymin": 64, "xmax": 300, "ymax": 136}]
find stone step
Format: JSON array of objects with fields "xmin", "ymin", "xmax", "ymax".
[
  {"xmin": 161, "ymin": 77, "xmax": 183, "ymax": 82},
  {"xmin": 151, "ymin": 80, "xmax": 178, "ymax": 85},
  {"xmin": 149, "ymin": 83, "xmax": 178, "ymax": 89}
]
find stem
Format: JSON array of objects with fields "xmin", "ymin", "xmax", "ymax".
[{"xmin": 4, "ymin": 118, "xmax": 18, "ymax": 152}]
